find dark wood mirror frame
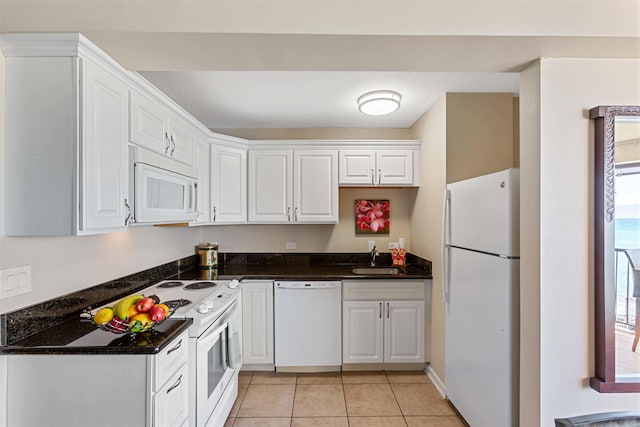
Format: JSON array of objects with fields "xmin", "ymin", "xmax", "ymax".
[{"xmin": 589, "ymin": 105, "xmax": 640, "ymax": 393}]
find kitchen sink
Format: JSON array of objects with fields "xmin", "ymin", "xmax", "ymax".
[{"xmin": 351, "ymin": 267, "xmax": 402, "ymax": 275}]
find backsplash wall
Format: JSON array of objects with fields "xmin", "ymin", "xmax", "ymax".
[{"xmin": 200, "ymin": 187, "xmax": 417, "ymax": 253}]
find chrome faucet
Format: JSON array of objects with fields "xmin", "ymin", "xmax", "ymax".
[{"xmin": 370, "ymin": 245, "xmax": 380, "ymax": 266}]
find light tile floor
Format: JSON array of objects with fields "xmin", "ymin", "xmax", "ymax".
[{"xmin": 225, "ymin": 371, "xmax": 466, "ymax": 427}]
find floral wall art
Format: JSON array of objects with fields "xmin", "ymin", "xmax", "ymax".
[{"xmin": 355, "ymin": 199, "xmax": 390, "ymax": 235}]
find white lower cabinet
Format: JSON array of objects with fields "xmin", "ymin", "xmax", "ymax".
[
  {"xmin": 6, "ymin": 330, "xmax": 189, "ymax": 427},
  {"xmin": 241, "ymin": 280, "xmax": 274, "ymax": 366},
  {"xmin": 342, "ymin": 281, "xmax": 425, "ymax": 364}
]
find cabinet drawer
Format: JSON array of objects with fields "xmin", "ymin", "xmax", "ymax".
[
  {"xmin": 154, "ymin": 363, "xmax": 189, "ymax": 427},
  {"xmin": 154, "ymin": 330, "xmax": 188, "ymax": 390},
  {"xmin": 342, "ymin": 280, "xmax": 425, "ymax": 301}
]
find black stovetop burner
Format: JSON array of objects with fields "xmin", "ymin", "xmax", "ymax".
[
  {"xmin": 184, "ymin": 281, "xmax": 217, "ymax": 290},
  {"xmin": 157, "ymin": 281, "xmax": 184, "ymax": 288},
  {"xmin": 163, "ymin": 299, "xmax": 192, "ymax": 309}
]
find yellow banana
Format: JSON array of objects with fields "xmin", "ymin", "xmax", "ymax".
[{"xmin": 113, "ymin": 294, "xmax": 143, "ymax": 320}]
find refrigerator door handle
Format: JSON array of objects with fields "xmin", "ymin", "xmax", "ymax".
[{"xmin": 441, "ymin": 188, "xmax": 451, "ymax": 303}]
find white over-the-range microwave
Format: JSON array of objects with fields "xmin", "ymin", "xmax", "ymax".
[{"xmin": 128, "ymin": 146, "xmax": 199, "ymax": 224}]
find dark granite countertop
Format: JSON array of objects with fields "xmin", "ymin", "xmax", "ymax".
[
  {"xmin": 0, "ymin": 252, "xmax": 431, "ymax": 353},
  {"xmin": 177, "ymin": 252, "xmax": 432, "ymax": 281},
  {"xmin": 0, "ymin": 318, "xmax": 192, "ymax": 355}
]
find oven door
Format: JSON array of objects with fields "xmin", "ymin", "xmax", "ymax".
[{"xmin": 195, "ymin": 320, "xmax": 234, "ymax": 427}]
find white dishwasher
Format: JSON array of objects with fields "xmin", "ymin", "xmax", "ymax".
[{"xmin": 274, "ymin": 281, "xmax": 342, "ymax": 370}]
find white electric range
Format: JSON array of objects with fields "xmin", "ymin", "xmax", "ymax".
[
  {"xmin": 148, "ymin": 279, "xmax": 240, "ymax": 338},
  {"xmin": 144, "ymin": 279, "xmax": 242, "ymax": 427}
]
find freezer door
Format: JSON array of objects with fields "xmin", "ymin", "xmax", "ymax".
[
  {"xmin": 447, "ymin": 168, "xmax": 519, "ymax": 257},
  {"xmin": 445, "ymin": 247, "xmax": 519, "ymax": 427}
]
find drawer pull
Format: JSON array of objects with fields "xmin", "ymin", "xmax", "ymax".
[
  {"xmin": 167, "ymin": 339, "xmax": 182, "ymax": 355},
  {"xmin": 166, "ymin": 375, "xmax": 182, "ymax": 394},
  {"xmin": 379, "ymin": 302, "xmax": 382, "ymax": 319},
  {"xmin": 387, "ymin": 302, "xmax": 390, "ymax": 318}
]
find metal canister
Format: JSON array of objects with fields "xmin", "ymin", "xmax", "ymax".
[{"xmin": 197, "ymin": 243, "xmax": 218, "ymax": 269}]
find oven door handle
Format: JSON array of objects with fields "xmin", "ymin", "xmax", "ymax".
[{"xmin": 198, "ymin": 321, "xmax": 229, "ymax": 350}]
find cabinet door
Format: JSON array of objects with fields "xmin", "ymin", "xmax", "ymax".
[
  {"xmin": 343, "ymin": 301, "xmax": 384, "ymax": 364},
  {"xmin": 194, "ymin": 137, "xmax": 211, "ymax": 224},
  {"xmin": 293, "ymin": 150, "xmax": 338, "ymax": 223},
  {"xmin": 248, "ymin": 150, "xmax": 292, "ymax": 223},
  {"xmin": 129, "ymin": 91, "xmax": 170, "ymax": 155},
  {"xmin": 211, "ymin": 145, "xmax": 247, "ymax": 223},
  {"xmin": 242, "ymin": 281, "xmax": 274, "ymax": 364},
  {"xmin": 154, "ymin": 364, "xmax": 189, "ymax": 427},
  {"xmin": 338, "ymin": 150, "xmax": 376, "ymax": 185},
  {"xmin": 81, "ymin": 61, "xmax": 129, "ymax": 233},
  {"xmin": 384, "ymin": 300, "xmax": 424, "ymax": 363},
  {"xmin": 168, "ymin": 118, "xmax": 194, "ymax": 165},
  {"xmin": 376, "ymin": 150, "xmax": 414, "ymax": 185}
]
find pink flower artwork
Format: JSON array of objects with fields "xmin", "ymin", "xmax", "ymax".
[{"xmin": 355, "ymin": 199, "xmax": 390, "ymax": 235}]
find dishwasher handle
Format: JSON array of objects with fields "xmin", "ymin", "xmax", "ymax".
[{"xmin": 275, "ymin": 281, "xmax": 342, "ymax": 289}]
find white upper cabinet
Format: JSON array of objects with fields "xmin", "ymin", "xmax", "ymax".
[
  {"xmin": 3, "ymin": 34, "xmax": 130, "ymax": 236},
  {"xmin": 248, "ymin": 150, "xmax": 293, "ymax": 223},
  {"xmin": 129, "ymin": 91, "xmax": 194, "ymax": 166},
  {"xmin": 81, "ymin": 61, "xmax": 130, "ymax": 232},
  {"xmin": 248, "ymin": 149, "xmax": 338, "ymax": 224},
  {"xmin": 339, "ymin": 148, "xmax": 417, "ymax": 186},
  {"xmin": 211, "ymin": 144, "xmax": 248, "ymax": 224},
  {"xmin": 193, "ymin": 136, "xmax": 211, "ymax": 224}
]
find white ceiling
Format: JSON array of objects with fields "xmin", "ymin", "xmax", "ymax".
[{"xmin": 140, "ymin": 70, "xmax": 519, "ymax": 129}]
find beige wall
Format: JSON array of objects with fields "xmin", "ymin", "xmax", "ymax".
[
  {"xmin": 409, "ymin": 95, "xmax": 448, "ymax": 384},
  {"xmin": 201, "ymin": 187, "xmax": 417, "ymax": 253},
  {"xmin": 446, "ymin": 93, "xmax": 515, "ymax": 183},
  {"xmin": 520, "ymin": 58, "xmax": 640, "ymax": 426}
]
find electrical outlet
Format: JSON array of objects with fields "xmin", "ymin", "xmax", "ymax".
[
  {"xmin": 368, "ymin": 241, "xmax": 376, "ymax": 251},
  {"xmin": 388, "ymin": 242, "xmax": 399, "ymax": 249},
  {"xmin": 0, "ymin": 265, "xmax": 32, "ymax": 299},
  {"xmin": 285, "ymin": 242, "xmax": 297, "ymax": 250}
]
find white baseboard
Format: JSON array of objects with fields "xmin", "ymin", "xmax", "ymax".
[{"xmin": 425, "ymin": 363, "xmax": 446, "ymax": 399}]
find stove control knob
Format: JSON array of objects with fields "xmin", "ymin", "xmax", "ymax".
[
  {"xmin": 206, "ymin": 300, "xmax": 214, "ymax": 309},
  {"xmin": 197, "ymin": 303, "xmax": 209, "ymax": 314}
]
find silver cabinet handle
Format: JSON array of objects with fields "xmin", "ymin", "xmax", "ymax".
[
  {"xmin": 387, "ymin": 302, "xmax": 390, "ymax": 318},
  {"xmin": 213, "ymin": 206, "xmax": 217, "ymax": 222},
  {"xmin": 166, "ymin": 374, "xmax": 182, "ymax": 394},
  {"xmin": 378, "ymin": 168, "xmax": 382, "ymax": 184},
  {"xmin": 379, "ymin": 302, "xmax": 382, "ymax": 319},
  {"xmin": 164, "ymin": 132, "xmax": 171, "ymax": 154},
  {"xmin": 167, "ymin": 339, "xmax": 182, "ymax": 355},
  {"xmin": 170, "ymin": 135, "xmax": 176, "ymax": 156},
  {"xmin": 371, "ymin": 169, "xmax": 375, "ymax": 184},
  {"xmin": 124, "ymin": 198, "xmax": 132, "ymax": 225},
  {"xmin": 287, "ymin": 207, "xmax": 291, "ymax": 221},
  {"xmin": 294, "ymin": 207, "xmax": 298, "ymax": 221}
]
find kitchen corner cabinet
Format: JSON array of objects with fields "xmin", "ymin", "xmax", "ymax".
[
  {"xmin": 342, "ymin": 280, "xmax": 425, "ymax": 364},
  {"xmin": 248, "ymin": 149, "xmax": 338, "ymax": 223},
  {"xmin": 211, "ymin": 144, "xmax": 248, "ymax": 224},
  {"xmin": 129, "ymin": 91, "xmax": 194, "ymax": 166},
  {"xmin": 193, "ymin": 136, "xmax": 211, "ymax": 224},
  {"xmin": 241, "ymin": 280, "xmax": 274, "ymax": 366},
  {"xmin": 6, "ymin": 331, "xmax": 189, "ymax": 427},
  {"xmin": 4, "ymin": 55, "xmax": 129, "ymax": 235},
  {"xmin": 339, "ymin": 149, "xmax": 417, "ymax": 186}
]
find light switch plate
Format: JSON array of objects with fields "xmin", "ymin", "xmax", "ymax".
[
  {"xmin": 368, "ymin": 241, "xmax": 376, "ymax": 251},
  {"xmin": 0, "ymin": 265, "xmax": 32, "ymax": 299}
]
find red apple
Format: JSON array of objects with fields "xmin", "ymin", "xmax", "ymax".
[
  {"xmin": 136, "ymin": 297, "xmax": 156, "ymax": 313},
  {"xmin": 149, "ymin": 304, "xmax": 167, "ymax": 322}
]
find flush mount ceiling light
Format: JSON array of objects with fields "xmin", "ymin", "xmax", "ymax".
[{"xmin": 357, "ymin": 90, "xmax": 402, "ymax": 116}]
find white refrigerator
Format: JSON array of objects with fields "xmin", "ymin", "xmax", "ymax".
[{"xmin": 442, "ymin": 168, "xmax": 519, "ymax": 427}]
